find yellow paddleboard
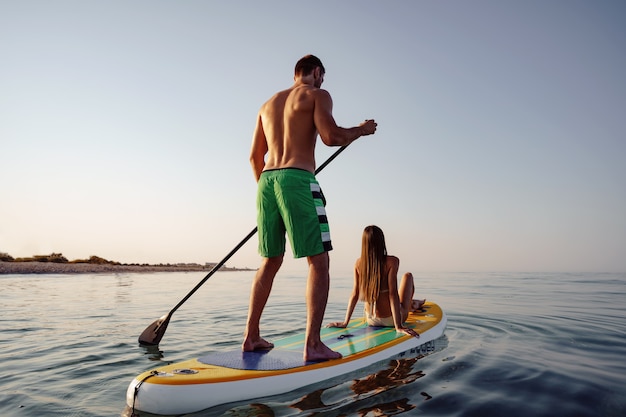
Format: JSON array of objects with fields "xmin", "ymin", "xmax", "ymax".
[{"xmin": 126, "ymin": 301, "xmax": 446, "ymax": 415}]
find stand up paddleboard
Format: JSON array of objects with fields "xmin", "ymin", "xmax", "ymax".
[{"xmin": 126, "ymin": 301, "xmax": 446, "ymax": 415}]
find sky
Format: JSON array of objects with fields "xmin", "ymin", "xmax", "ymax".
[{"xmin": 1, "ymin": 1, "xmax": 625, "ymax": 274}]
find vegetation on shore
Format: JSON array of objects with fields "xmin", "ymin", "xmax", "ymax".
[
  {"xmin": 1, "ymin": 252, "xmax": 121, "ymax": 264},
  {"xmin": 0, "ymin": 252, "xmax": 253, "ymax": 273}
]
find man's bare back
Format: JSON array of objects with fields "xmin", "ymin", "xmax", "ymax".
[{"xmin": 256, "ymin": 84, "xmax": 320, "ymax": 174}]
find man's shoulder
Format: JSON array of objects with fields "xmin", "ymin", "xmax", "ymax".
[
  {"xmin": 265, "ymin": 87, "xmax": 292, "ymax": 103},
  {"xmin": 287, "ymin": 86, "xmax": 328, "ymax": 111},
  {"xmin": 312, "ymin": 88, "xmax": 332, "ymax": 106},
  {"xmin": 311, "ymin": 87, "xmax": 331, "ymax": 97},
  {"xmin": 293, "ymin": 84, "xmax": 330, "ymax": 97},
  {"xmin": 260, "ymin": 88, "xmax": 291, "ymax": 113}
]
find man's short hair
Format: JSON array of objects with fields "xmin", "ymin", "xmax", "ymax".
[{"xmin": 295, "ymin": 54, "xmax": 325, "ymax": 76}]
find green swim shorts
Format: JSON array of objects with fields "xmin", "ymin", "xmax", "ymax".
[{"xmin": 257, "ymin": 168, "xmax": 332, "ymax": 258}]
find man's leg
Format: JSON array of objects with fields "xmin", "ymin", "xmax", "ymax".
[
  {"xmin": 242, "ymin": 255, "xmax": 283, "ymax": 351},
  {"xmin": 304, "ymin": 252, "xmax": 342, "ymax": 362}
]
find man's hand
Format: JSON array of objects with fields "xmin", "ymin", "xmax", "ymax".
[{"xmin": 360, "ymin": 119, "xmax": 378, "ymax": 136}]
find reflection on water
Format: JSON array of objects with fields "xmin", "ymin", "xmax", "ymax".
[
  {"xmin": 204, "ymin": 337, "xmax": 449, "ymax": 417},
  {"xmin": 290, "ymin": 357, "xmax": 424, "ymax": 415},
  {"xmin": 141, "ymin": 345, "xmax": 165, "ymax": 362},
  {"xmin": 114, "ymin": 275, "xmax": 136, "ymax": 306},
  {"xmin": 351, "ymin": 357, "xmax": 425, "ymax": 397}
]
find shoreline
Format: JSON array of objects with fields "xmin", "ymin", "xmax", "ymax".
[{"xmin": 0, "ymin": 261, "xmax": 254, "ymax": 275}]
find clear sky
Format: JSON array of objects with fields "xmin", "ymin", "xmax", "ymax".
[{"xmin": 1, "ymin": 1, "xmax": 625, "ymax": 273}]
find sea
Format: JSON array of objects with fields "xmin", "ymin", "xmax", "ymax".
[{"xmin": 1, "ymin": 270, "xmax": 625, "ymax": 417}]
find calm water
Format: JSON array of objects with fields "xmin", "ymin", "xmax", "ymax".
[{"xmin": 1, "ymin": 271, "xmax": 625, "ymax": 417}]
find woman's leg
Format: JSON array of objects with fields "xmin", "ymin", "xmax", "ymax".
[
  {"xmin": 398, "ymin": 272, "xmax": 425, "ymax": 321},
  {"xmin": 398, "ymin": 272, "xmax": 414, "ymax": 322}
]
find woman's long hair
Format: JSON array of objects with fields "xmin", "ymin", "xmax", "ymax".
[{"xmin": 358, "ymin": 225, "xmax": 387, "ymax": 303}]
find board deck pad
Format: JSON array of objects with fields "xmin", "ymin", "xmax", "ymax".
[
  {"xmin": 198, "ymin": 306, "xmax": 431, "ymax": 371},
  {"xmin": 198, "ymin": 349, "xmax": 307, "ymax": 370}
]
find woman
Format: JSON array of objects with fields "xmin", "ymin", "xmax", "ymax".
[{"xmin": 327, "ymin": 225, "xmax": 425, "ymax": 337}]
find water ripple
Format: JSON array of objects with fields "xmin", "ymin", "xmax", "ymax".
[{"xmin": 2, "ymin": 272, "xmax": 626, "ymax": 417}]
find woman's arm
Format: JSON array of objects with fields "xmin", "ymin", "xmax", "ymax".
[
  {"xmin": 386, "ymin": 256, "xmax": 408, "ymax": 331},
  {"xmin": 328, "ymin": 260, "xmax": 360, "ymax": 328}
]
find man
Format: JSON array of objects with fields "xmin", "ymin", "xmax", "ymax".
[{"xmin": 244, "ymin": 54, "xmax": 377, "ymax": 362}]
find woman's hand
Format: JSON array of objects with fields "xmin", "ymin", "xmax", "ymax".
[
  {"xmin": 327, "ymin": 322, "xmax": 347, "ymax": 328},
  {"xmin": 396, "ymin": 327, "xmax": 420, "ymax": 339}
]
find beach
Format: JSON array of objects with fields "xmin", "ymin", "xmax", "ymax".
[{"xmin": 0, "ymin": 261, "xmax": 249, "ymax": 275}]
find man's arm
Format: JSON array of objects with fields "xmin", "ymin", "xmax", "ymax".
[
  {"xmin": 249, "ymin": 113, "xmax": 268, "ymax": 181},
  {"xmin": 313, "ymin": 89, "xmax": 377, "ymax": 146}
]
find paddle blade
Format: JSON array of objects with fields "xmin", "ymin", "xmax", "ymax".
[{"xmin": 138, "ymin": 313, "xmax": 171, "ymax": 346}]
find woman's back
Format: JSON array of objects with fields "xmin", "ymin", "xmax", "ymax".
[{"xmin": 360, "ymin": 255, "xmax": 400, "ymax": 319}]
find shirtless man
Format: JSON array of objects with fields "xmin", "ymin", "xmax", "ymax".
[{"xmin": 243, "ymin": 55, "xmax": 377, "ymax": 362}]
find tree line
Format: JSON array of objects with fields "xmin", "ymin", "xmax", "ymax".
[{"xmin": 0, "ymin": 252, "xmax": 122, "ymax": 265}]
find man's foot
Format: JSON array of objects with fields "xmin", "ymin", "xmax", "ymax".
[
  {"xmin": 304, "ymin": 342, "xmax": 342, "ymax": 362},
  {"xmin": 242, "ymin": 337, "xmax": 274, "ymax": 352},
  {"xmin": 411, "ymin": 299, "xmax": 426, "ymax": 311}
]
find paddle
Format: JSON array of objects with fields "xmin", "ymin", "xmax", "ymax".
[{"xmin": 138, "ymin": 144, "xmax": 350, "ymax": 345}]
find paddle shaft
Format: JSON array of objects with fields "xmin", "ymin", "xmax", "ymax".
[
  {"xmin": 169, "ymin": 144, "xmax": 347, "ymax": 314},
  {"xmin": 139, "ymin": 145, "xmax": 349, "ymax": 345}
]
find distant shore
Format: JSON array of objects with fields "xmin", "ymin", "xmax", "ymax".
[{"xmin": 0, "ymin": 261, "xmax": 254, "ymax": 275}]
